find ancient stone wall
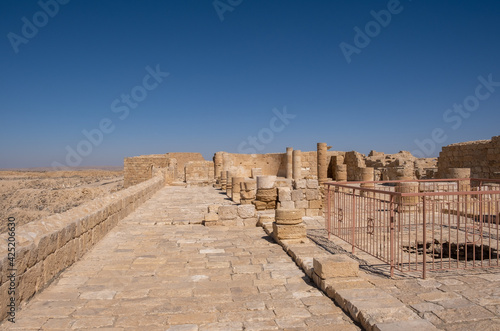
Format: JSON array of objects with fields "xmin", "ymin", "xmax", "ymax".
[
  {"xmin": 124, "ymin": 155, "xmax": 169, "ymax": 187},
  {"xmin": 217, "ymin": 150, "xmax": 346, "ymax": 181},
  {"xmin": 344, "ymin": 151, "xmax": 367, "ymax": 181},
  {"xmin": 220, "ymin": 153, "xmax": 287, "ymax": 178},
  {"xmin": 364, "ymin": 151, "xmax": 436, "ymax": 180},
  {"xmin": 0, "ymin": 174, "xmax": 164, "ymax": 321},
  {"xmin": 438, "ymin": 135, "xmax": 500, "ymax": 179},
  {"xmin": 277, "ymin": 179, "xmax": 323, "ymax": 217},
  {"xmin": 124, "ymin": 153, "xmax": 205, "ymax": 187},
  {"xmin": 185, "ymin": 161, "xmax": 215, "ymax": 185},
  {"xmin": 300, "ymin": 151, "xmax": 316, "ymax": 178}
]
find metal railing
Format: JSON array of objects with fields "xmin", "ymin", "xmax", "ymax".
[{"xmin": 325, "ymin": 178, "xmax": 500, "ymax": 278}]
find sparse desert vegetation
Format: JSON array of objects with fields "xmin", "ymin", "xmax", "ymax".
[{"xmin": 0, "ymin": 169, "xmax": 123, "ymax": 234}]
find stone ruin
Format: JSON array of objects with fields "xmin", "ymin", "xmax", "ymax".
[
  {"xmin": 438, "ymin": 135, "xmax": 500, "ymax": 179},
  {"xmin": 122, "ymin": 135, "xmax": 500, "ymax": 221}
]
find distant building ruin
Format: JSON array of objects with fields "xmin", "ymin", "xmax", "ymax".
[{"xmin": 123, "ymin": 135, "xmax": 500, "ymax": 190}]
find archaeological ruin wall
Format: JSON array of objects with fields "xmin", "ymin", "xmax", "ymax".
[
  {"xmin": 438, "ymin": 135, "xmax": 500, "ymax": 179},
  {"xmin": 124, "ymin": 152, "xmax": 205, "ymax": 187},
  {"xmin": 215, "ymin": 152, "xmax": 287, "ymax": 178}
]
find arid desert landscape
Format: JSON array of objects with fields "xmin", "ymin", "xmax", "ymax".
[{"xmin": 0, "ymin": 168, "xmax": 123, "ymax": 234}]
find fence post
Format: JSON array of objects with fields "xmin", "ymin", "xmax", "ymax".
[
  {"xmin": 422, "ymin": 195, "xmax": 427, "ymax": 279},
  {"xmin": 352, "ymin": 188, "xmax": 356, "ymax": 254},
  {"xmin": 389, "ymin": 194, "xmax": 394, "ymax": 278},
  {"xmin": 327, "ymin": 184, "xmax": 331, "ymax": 240}
]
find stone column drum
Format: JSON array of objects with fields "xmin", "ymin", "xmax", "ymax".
[
  {"xmin": 395, "ymin": 181, "xmax": 419, "ymax": 212},
  {"xmin": 231, "ymin": 177, "xmax": 245, "ymax": 203},
  {"xmin": 273, "ymin": 209, "xmax": 306, "ymax": 240},
  {"xmin": 220, "ymin": 170, "xmax": 227, "ymax": 190},
  {"xmin": 253, "ymin": 176, "xmax": 277, "ymax": 210},
  {"xmin": 317, "ymin": 142, "xmax": 328, "ymax": 184},
  {"xmin": 240, "ymin": 179, "xmax": 257, "ymax": 204},
  {"xmin": 336, "ymin": 164, "xmax": 347, "ymax": 182},
  {"xmin": 226, "ymin": 171, "xmax": 233, "ymax": 197},
  {"xmin": 286, "ymin": 147, "xmax": 293, "ymax": 179},
  {"xmin": 360, "ymin": 167, "xmax": 375, "ymax": 197},
  {"xmin": 448, "ymin": 168, "xmax": 471, "ymax": 191},
  {"xmin": 292, "ymin": 150, "xmax": 302, "ymax": 180},
  {"xmin": 214, "ymin": 152, "xmax": 223, "ymax": 182}
]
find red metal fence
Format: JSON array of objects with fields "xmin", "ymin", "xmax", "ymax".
[{"xmin": 325, "ymin": 178, "xmax": 500, "ymax": 278}]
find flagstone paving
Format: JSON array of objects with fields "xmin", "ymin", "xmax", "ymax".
[{"xmin": 1, "ymin": 186, "xmax": 359, "ymax": 330}]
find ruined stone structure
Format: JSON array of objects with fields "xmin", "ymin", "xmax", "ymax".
[
  {"xmin": 124, "ymin": 152, "xmax": 206, "ymax": 187},
  {"xmin": 365, "ymin": 150, "xmax": 437, "ymax": 180},
  {"xmin": 124, "ymin": 144, "xmax": 442, "ymax": 200},
  {"xmin": 438, "ymin": 135, "xmax": 500, "ymax": 179},
  {"xmin": 5, "ymin": 137, "xmax": 499, "ymax": 329}
]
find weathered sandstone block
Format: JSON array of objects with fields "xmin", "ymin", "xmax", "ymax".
[{"xmin": 313, "ymin": 255, "xmax": 359, "ymax": 279}]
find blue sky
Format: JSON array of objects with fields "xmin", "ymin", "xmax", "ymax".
[{"xmin": 1, "ymin": 0, "xmax": 499, "ymax": 168}]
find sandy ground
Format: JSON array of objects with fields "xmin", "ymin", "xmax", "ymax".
[{"xmin": 0, "ymin": 169, "xmax": 124, "ymax": 234}]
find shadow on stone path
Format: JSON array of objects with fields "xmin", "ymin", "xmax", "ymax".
[{"xmin": 2, "ymin": 186, "xmax": 360, "ymax": 330}]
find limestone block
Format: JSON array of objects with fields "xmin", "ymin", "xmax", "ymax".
[
  {"xmin": 251, "ymin": 168, "xmax": 262, "ymax": 178},
  {"xmin": 266, "ymin": 201, "xmax": 277, "ymax": 209},
  {"xmin": 256, "ymin": 176, "xmax": 276, "ymax": 189},
  {"xmin": 275, "ymin": 178, "xmax": 293, "ymax": 187},
  {"xmin": 218, "ymin": 205, "xmax": 238, "ymax": 220},
  {"xmin": 243, "ymin": 181, "xmax": 256, "ymax": 191},
  {"xmin": 273, "ymin": 223, "xmax": 307, "ymax": 240},
  {"xmin": 204, "ymin": 213, "xmax": 219, "ymax": 222},
  {"xmin": 256, "ymin": 188, "xmax": 277, "ymax": 202},
  {"xmin": 305, "ymin": 189, "xmax": 319, "ymax": 201},
  {"xmin": 17, "ymin": 262, "xmax": 42, "ymax": 303},
  {"xmin": 279, "ymin": 201, "xmax": 295, "ymax": 209},
  {"xmin": 305, "ymin": 209, "xmax": 321, "ymax": 217},
  {"xmin": 294, "ymin": 179, "xmax": 307, "ymax": 189},
  {"xmin": 295, "ymin": 200, "xmax": 308, "ymax": 209},
  {"xmin": 309, "ymin": 200, "xmax": 322, "ymax": 209},
  {"xmin": 240, "ymin": 190, "xmax": 256, "ymax": 200},
  {"xmin": 238, "ymin": 205, "xmax": 256, "ymax": 219},
  {"xmin": 253, "ymin": 201, "xmax": 268, "ymax": 211},
  {"xmin": 278, "ymin": 187, "xmax": 291, "ymax": 201},
  {"xmin": 447, "ymin": 167, "xmax": 471, "ymax": 179},
  {"xmin": 208, "ymin": 204, "xmax": 220, "ymax": 214},
  {"xmin": 306, "ymin": 179, "xmax": 319, "ymax": 189},
  {"xmin": 313, "ymin": 255, "xmax": 359, "ymax": 279},
  {"xmin": 242, "ymin": 217, "xmax": 258, "ymax": 227},
  {"xmin": 257, "ymin": 215, "xmax": 275, "ymax": 226},
  {"xmin": 291, "ymin": 189, "xmax": 304, "ymax": 201}
]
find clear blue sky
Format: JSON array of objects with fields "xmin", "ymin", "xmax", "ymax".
[{"xmin": 1, "ymin": 0, "xmax": 499, "ymax": 168}]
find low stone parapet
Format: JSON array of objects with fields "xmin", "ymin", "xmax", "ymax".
[{"xmin": 0, "ymin": 175, "xmax": 164, "ymax": 321}]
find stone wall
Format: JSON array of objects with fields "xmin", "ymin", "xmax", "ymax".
[
  {"xmin": 185, "ymin": 161, "xmax": 215, "ymax": 185},
  {"xmin": 219, "ymin": 152, "xmax": 287, "ymax": 178},
  {"xmin": 438, "ymin": 135, "xmax": 500, "ymax": 179},
  {"xmin": 277, "ymin": 179, "xmax": 323, "ymax": 217},
  {"xmin": 0, "ymin": 174, "xmax": 164, "ymax": 322},
  {"xmin": 124, "ymin": 155, "xmax": 169, "ymax": 187},
  {"xmin": 217, "ymin": 150, "xmax": 346, "ymax": 181},
  {"xmin": 344, "ymin": 151, "xmax": 367, "ymax": 181},
  {"xmin": 124, "ymin": 152, "xmax": 205, "ymax": 187}
]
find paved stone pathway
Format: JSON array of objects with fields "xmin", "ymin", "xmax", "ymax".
[{"xmin": 3, "ymin": 186, "xmax": 359, "ymax": 330}]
